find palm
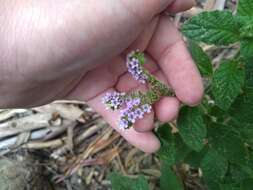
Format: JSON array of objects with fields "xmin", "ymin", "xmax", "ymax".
[{"xmin": 67, "ymin": 16, "xmax": 203, "ymax": 152}]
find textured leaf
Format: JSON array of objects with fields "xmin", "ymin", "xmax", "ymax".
[
  {"xmin": 245, "ymin": 59, "xmax": 253, "ymax": 87},
  {"xmin": 177, "ymin": 106, "xmax": 206, "ymax": 152},
  {"xmin": 230, "ymin": 87, "xmax": 253, "ymax": 125},
  {"xmin": 201, "ymin": 149, "xmax": 228, "ymax": 186},
  {"xmin": 212, "ymin": 60, "xmax": 245, "ymax": 111},
  {"xmin": 239, "ymin": 22, "xmax": 253, "ymax": 38},
  {"xmin": 240, "ymin": 39, "xmax": 253, "ymax": 59},
  {"xmin": 188, "ymin": 41, "xmax": 213, "ymax": 77},
  {"xmin": 238, "ymin": 0, "xmax": 253, "ymax": 16},
  {"xmin": 238, "ymin": 126, "xmax": 253, "ymax": 147},
  {"xmin": 241, "ymin": 179, "xmax": 253, "ymax": 190},
  {"xmin": 182, "ymin": 11, "xmax": 240, "ymax": 45},
  {"xmin": 160, "ymin": 163, "xmax": 184, "ymax": 190},
  {"xmin": 109, "ymin": 173, "xmax": 149, "ymax": 190},
  {"xmin": 157, "ymin": 124, "xmax": 191, "ymax": 166},
  {"xmin": 208, "ymin": 123, "xmax": 247, "ymax": 164},
  {"xmin": 184, "ymin": 147, "xmax": 208, "ymax": 168},
  {"xmin": 219, "ymin": 183, "xmax": 240, "ymax": 190},
  {"xmin": 229, "ymin": 163, "xmax": 252, "ymax": 183}
]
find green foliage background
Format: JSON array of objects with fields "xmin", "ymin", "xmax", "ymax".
[{"xmin": 110, "ymin": 0, "xmax": 253, "ymax": 189}]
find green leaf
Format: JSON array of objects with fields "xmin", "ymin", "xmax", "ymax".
[
  {"xmin": 188, "ymin": 41, "xmax": 213, "ymax": 77},
  {"xmin": 109, "ymin": 172, "xmax": 149, "ymax": 190},
  {"xmin": 212, "ymin": 60, "xmax": 245, "ymax": 111},
  {"xmin": 228, "ymin": 163, "xmax": 252, "ymax": 183},
  {"xmin": 239, "ymin": 22, "xmax": 253, "ymax": 38},
  {"xmin": 240, "ymin": 39, "xmax": 253, "ymax": 59},
  {"xmin": 157, "ymin": 124, "xmax": 191, "ymax": 166},
  {"xmin": 219, "ymin": 183, "xmax": 240, "ymax": 190},
  {"xmin": 181, "ymin": 11, "xmax": 240, "ymax": 45},
  {"xmin": 230, "ymin": 87, "xmax": 253, "ymax": 125},
  {"xmin": 238, "ymin": 126, "xmax": 253, "ymax": 147},
  {"xmin": 241, "ymin": 179, "xmax": 253, "ymax": 190},
  {"xmin": 160, "ymin": 163, "xmax": 184, "ymax": 190},
  {"xmin": 208, "ymin": 123, "xmax": 247, "ymax": 164},
  {"xmin": 238, "ymin": 0, "xmax": 253, "ymax": 17},
  {"xmin": 201, "ymin": 149, "xmax": 228, "ymax": 187},
  {"xmin": 245, "ymin": 59, "xmax": 253, "ymax": 88},
  {"xmin": 177, "ymin": 106, "xmax": 207, "ymax": 152},
  {"xmin": 184, "ymin": 146, "xmax": 208, "ymax": 168}
]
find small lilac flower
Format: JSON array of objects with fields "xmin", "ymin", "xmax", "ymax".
[
  {"xmin": 127, "ymin": 111, "xmax": 136, "ymax": 123},
  {"xmin": 102, "ymin": 92, "xmax": 126, "ymax": 110},
  {"xmin": 134, "ymin": 108, "xmax": 144, "ymax": 119},
  {"xmin": 142, "ymin": 104, "xmax": 152, "ymax": 113},
  {"xmin": 126, "ymin": 98, "xmax": 141, "ymax": 109},
  {"xmin": 119, "ymin": 119, "xmax": 129, "ymax": 129},
  {"xmin": 118, "ymin": 96, "xmax": 153, "ymax": 129},
  {"xmin": 127, "ymin": 51, "xmax": 148, "ymax": 84}
]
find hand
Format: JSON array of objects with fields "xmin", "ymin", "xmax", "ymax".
[{"xmin": 0, "ymin": 0, "xmax": 203, "ymax": 153}]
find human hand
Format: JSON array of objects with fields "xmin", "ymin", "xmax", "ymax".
[{"xmin": 0, "ymin": 0, "xmax": 203, "ymax": 152}]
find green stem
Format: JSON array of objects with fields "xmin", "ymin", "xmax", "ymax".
[{"xmin": 137, "ymin": 68, "xmax": 175, "ymax": 105}]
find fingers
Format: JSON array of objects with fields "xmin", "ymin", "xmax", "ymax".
[
  {"xmin": 86, "ymin": 89, "xmax": 160, "ymax": 153},
  {"xmin": 148, "ymin": 16, "xmax": 204, "ymax": 106},
  {"xmin": 125, "ymin": 17, "xmax": 159, "ymax": 53},
  {"xmin": 154, "ymin": 97, "xmax": 180, "ymax": 122},
  {"xmin": 116, "ymin": 56, "xmax": 181, "ymax": 124},
  {"xmin": 116, "ymin": 55, "xmax": 159, "ymax": 91},
  {"xmin": 166, "ymin": 0, "xmax": 196, "ymax": 13}
]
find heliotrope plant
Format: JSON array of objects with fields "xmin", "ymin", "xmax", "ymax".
[{"xmin": 102, "ymin": 50, "xmax": 174, "ymax": 129}]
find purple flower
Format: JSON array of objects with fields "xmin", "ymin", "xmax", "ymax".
[
  {"xmin": 126, "ymin": 98, "xmax": 141, "ymax": 108},
  {"xmin": 119, "ymin": 119, "xmax": 129, "ymax": 129},
  {"xmin": 134, "ymin": 108, "xmax": 144, "ymax": 119},
  {"xmin": 127, "ymin": 51, "xmax": 148, "ymax": 84},
  {"xmin": 142, "ymin": 104, "xmax": 152, "ymax": 113},
  {"xmin": 118, "ymin": 96, "xmax": 153, "ymax": 129},
  {"xmin": 127, "ymin": 111, "xmax": 136, "ymax": 123},
  {"xmin": 102, "ymin": 92, "xmax": 126, "ymax": 110}
]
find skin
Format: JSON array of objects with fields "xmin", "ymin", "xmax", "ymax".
[{"xmin": 0, "ymin": 0, "xmax": 203, "ymax": 153}]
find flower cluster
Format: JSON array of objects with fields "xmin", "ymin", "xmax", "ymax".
[
  {"xmin": 119, "ymin": 98, "xmax": 152, "ymax": 129},
  {"xmin": 102, "ymin": 50, "xmax": 172, "ymax": 130},
  {"xmin": 102, "ymin": 91, "xmax": 152, "ymax": 129},
  {"xmin": 126, "ymin": 51, "xmax": 148, "ymax": 84},
  {"xmin": 102, "ymin": 92, "xmax": 126, "ymax": 110}
]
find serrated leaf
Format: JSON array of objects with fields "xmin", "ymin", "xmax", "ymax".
[
  {"xmin": 182, "ymin": 11, "xmax": 240, "ymax": 45},
  {"xmin": 160, "ymin": 163, "xmax": 184, "ymax": 190},
  {"xmin": 238, "ymin": 0, "xmax": 253, "ymax": 17},
  {"xmin": 240, "ymin": 39, "xmax": 253, "ymax": 59},
  {"xmin": 212, "ymin": 60, "xmax": 245, "ymax": 111},
  {"xmin": 157, "ymin": 124, "xmax": 191, "ymax": 166},
  {"xmin": 201, "ymin": 149, "xmax": 228, "ymax": 187},
  {"xmin": 208, "ymin": 123, "xmax": 247, "ymax": 164},
  {"xmin": 240, "ymin": 22, "xmax": 253, "ymax": 38},
  {"xmin": 177, "ymin": 106, "xmax": 206, "ymax": 152},
  {"xmin": 109, "ymin": 172, "xmax": 149, "ymax": 190},
  {"xmin": 230, "ymin": 87, "xmax": 253, "ymax": 124},
  {"xmin": 188, "ymin": 41, "xmax": 213, "ymax": 77}
]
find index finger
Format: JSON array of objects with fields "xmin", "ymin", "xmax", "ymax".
[{"xmin": 147, "ymin": 16, "xmax": 203, "ymax": 105}]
